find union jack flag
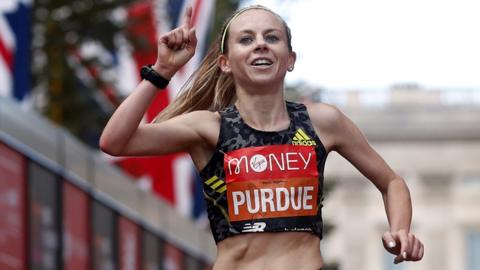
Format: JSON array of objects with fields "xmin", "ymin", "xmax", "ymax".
[{"xmin": 0, "ymin": 0, "xmax": 32, "ymax": 103}]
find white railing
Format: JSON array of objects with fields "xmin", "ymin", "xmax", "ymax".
[{"xmin": 316, "ymin": 88, "xmax": 480, "ymax": 107}]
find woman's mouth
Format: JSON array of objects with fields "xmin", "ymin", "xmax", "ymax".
[{"xmin": 251, "ymin": 58, "xmax": 273, "ymax": 67}]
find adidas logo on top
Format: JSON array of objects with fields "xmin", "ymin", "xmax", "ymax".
[{"xmin": 292, "ymin": 128, "xmax": 317, "ymax": 146}]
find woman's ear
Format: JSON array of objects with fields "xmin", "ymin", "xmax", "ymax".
[
  {"xmin": 217, "ymin": 54, "xmax": 231, "ymax": 73},
  {"xmin": 287, "ymin": 51, "xmax": 297, "ymax": 72}
]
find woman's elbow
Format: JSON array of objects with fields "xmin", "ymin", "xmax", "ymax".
[
  {"xmin": 379, "ymin": 174, "xmax": 409, "ymax": 194},
  {"xmin": 388, "ymin": 176, "xmax": 410, "ymax": 195},
  {"xmin": 99, "ymin": 135, "xmax": 122, "ymax": 156}
]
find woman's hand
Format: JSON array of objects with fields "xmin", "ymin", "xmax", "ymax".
[
  {"xmin": 382, "ymin": 230, "xmax": 424, "ymax": 264},
  {"xmin": 153, "ymin": 6, "xmax": 197, "ymax": 79}
]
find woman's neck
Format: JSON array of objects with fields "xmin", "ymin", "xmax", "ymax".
[{"xmin": 234, "ymin": 85, "xmax": 290, "ymax": 132}]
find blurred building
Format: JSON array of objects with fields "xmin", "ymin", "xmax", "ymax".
[
  {"xmin": 0, "ymin": 96, "xmax": 216, "ymax": 270},
  {"xmin": 317, "ymin": 87, "xmax": 480, "ymax": 270}
]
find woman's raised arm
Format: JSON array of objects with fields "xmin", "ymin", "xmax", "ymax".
[{"xmin": 99, "ymin": 7, "xmax": 200, "ymax": 156}]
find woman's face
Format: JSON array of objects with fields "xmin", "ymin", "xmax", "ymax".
[{"xmin": 219, "ymin": 9, "xmax": 296, "ymax": 88}]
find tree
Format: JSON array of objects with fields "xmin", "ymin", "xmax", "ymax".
[
  {"xmin": 31, "ymin": 0, "xmax": 243, "ymax": 148},
  {"xmin": 31, "ymin": 0, "xmax": 137, "ymax": 147},
  {"xmin": 207, "ymin": 0, "xmax": 240, "ymax": 47}
]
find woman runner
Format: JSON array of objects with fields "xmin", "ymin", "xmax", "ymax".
[{"xmin": 100, "ymin": 5, "xmax": 424, "ymax": 270}]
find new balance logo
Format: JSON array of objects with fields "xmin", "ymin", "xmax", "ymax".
[
  {"xmin": 242, "ymin": 222, "xmax": 266, "ymax": 232},
  {"xmin": 292, "ymin": 128, "xmax": 317, "ymax": 146}
]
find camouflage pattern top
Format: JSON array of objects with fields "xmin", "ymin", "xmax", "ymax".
[{"xmin": 199, "ymin": 101, "xmax": 328, "ymax": 244}]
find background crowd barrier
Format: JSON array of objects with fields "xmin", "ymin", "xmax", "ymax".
[{"xmin": 0, "ymin": 96, "xmax": 216, "ymax": 270}]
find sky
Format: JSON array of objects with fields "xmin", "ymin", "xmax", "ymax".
[{"xmin": 241, "ymin": 0, "xmax": 480, "ymax": 90}]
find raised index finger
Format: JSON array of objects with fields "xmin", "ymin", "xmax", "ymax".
[{"xmin": 182, "ymin": 6, "xmax": 193, "ymax": 29}]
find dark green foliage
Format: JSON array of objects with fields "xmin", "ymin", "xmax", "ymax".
[
  {"xmin": 206, "ymin": 0, "xmax": 240, "ymax": 49},
  {"xmin": 31, "ymin": 0, "xmax": 243, "ymax": 148},
  {"xmin": 32, "ymin": 0, "xmax": 137, "ymax": 147}
]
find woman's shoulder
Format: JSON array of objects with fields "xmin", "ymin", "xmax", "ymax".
[
  {"xmin": 162, "ymin": 110, "xmax": 220, "ymax": 132},
  {"xmin": 305, "ymin": 102, "xmax": 346, "ymax": 129},
  {"xmin": 187, "ymin": 110, "xmax": 220, "ymax": 119},
  {"xmin": 176, "ymin": 110, "xmax": 219, "ymax": 123},
  {"xmin": 304, "ymin": 102, "xmax": 351, "ymax": 151}
]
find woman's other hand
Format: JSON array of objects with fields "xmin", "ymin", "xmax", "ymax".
[{"xmin": 382, "ymin": 230, "xmax": 424, "ymax": 264}]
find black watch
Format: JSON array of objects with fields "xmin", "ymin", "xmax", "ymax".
[{"xmin": 140, "ymin": 65, "xmax": 169, "ymax": 89}]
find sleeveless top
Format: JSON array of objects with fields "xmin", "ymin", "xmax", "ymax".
[{"xmin": 199, "ymin": 101, "xmax": 328, "ymax": 244}]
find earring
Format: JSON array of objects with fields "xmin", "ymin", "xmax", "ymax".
[{"xmin": 288, "ymin": 66, "xmax": 294, "ymax": 72}]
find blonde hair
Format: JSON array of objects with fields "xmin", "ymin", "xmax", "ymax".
[{"xmin": 154, "ymin": 5, "xmax": 292, "ymax": 122}]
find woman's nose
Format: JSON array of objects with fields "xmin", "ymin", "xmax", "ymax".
[{"xmin": 254, "ymin": 37, "xmax": 268, "ymax": 51}]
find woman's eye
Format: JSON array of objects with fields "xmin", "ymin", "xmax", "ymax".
[
  {"xmin": 239, "ymin": 37, "xmax": 253, "ymax": 44},
  {"xmin": 265, "ymin": 35, "xmax": 279, "ymax": 43}
]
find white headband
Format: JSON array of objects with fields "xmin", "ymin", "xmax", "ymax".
[{"xmin": 220, "ymin": 5, "xmax": 275, "ymax": 54}]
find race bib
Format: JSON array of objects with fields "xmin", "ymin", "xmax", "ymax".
[{"xmin": 224, "ymin": 145, "xmax": 319, "ymax": 222}]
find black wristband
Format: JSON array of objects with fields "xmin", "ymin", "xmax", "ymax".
[{"xmin": 140, "ymin": 65, "xmax": 170, "ymax": 89}]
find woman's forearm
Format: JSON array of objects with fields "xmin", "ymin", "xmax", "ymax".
[
  {"xmin": 382, "ymin": 177, "xmax": 412, "ymax": 232},
  {"xmin": 99, "ymin": 80, "xmax": 159, "ymax": 155}
]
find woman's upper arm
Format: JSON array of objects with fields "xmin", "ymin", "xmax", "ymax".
[
  {"xmin": 310, "ymin": 103, "xmax": 397, "ymax": 192},
  {"xmin": 120, "ymin": 110, "xmax": 219, "ymax": 156}
]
